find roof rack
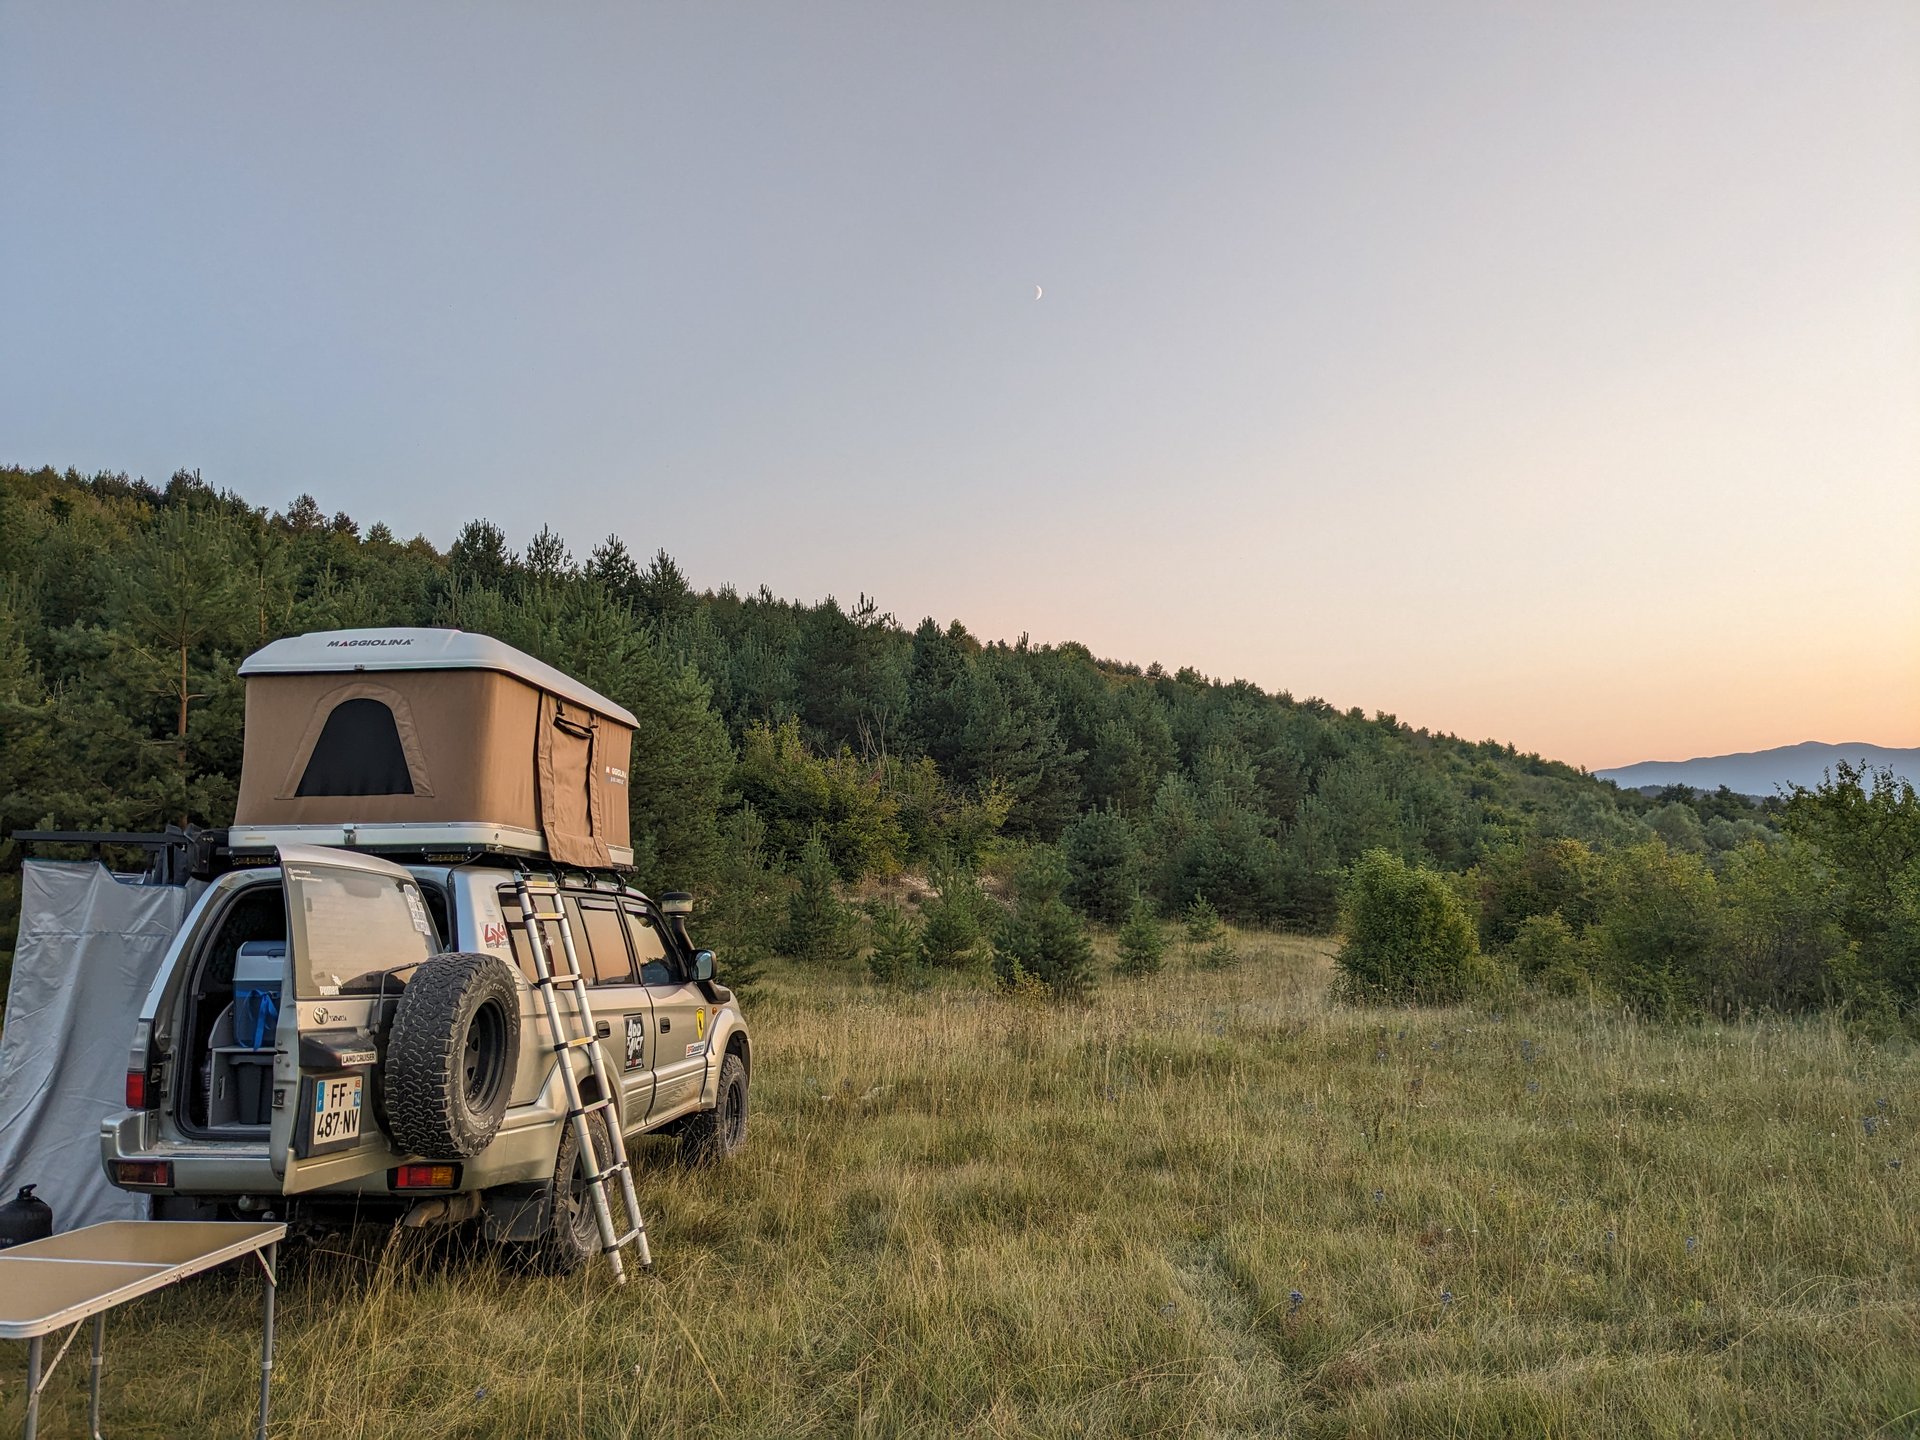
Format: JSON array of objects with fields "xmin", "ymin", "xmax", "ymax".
[{"xmin": 9, "ymin": 828, "xmax": 228, "ymax": 885}]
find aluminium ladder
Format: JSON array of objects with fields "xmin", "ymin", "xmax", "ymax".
[{"xmin": 511, "ymin": 873, "xmax": 651, "ymax": 1281}]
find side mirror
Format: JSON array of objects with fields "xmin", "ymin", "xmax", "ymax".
[{"xmin": 693, "ymin": 949, "xmax": 715, "ymax": 983}]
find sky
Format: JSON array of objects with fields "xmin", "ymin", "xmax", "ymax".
[{"xmin": 3, "ymin": 3, "xmax": 1915, "ymax": 771}]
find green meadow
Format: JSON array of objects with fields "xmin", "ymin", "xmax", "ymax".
[{"xmin": 5, "ymin": 934, "xmax": 1916, "ymax": 1438}]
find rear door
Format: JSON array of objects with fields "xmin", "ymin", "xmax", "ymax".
[
  {"xmin": 624, "ymin": 902, "xmax": 709, "ymax": 1123},
  {"xmin": 272, "ymin": 845, "xmax": 438, "ymax": 1192}
]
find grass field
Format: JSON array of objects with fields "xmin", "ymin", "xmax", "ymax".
[{"xmin": 5, "ymin": 932, "xmax": 1917, "ymax": 1438}]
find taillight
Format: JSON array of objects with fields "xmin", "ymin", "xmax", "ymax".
[
  {"xmin": 125, "ymin": 1070, "xmax": 148, "ymax": 1110},
  {"xmin": 391, "ymin": 1163, "xmax": 460, "ymax": 1190},
  {"xmin": 113, "ymin": 1160, "xmax": 173, "ymax": 1187}
]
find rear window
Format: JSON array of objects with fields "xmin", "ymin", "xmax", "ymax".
[
  {"xmin": 286, "ymin": 865, "xmax": 437, "ymax": 997},
  {"xmin": 577, "ymin": 900, "xmax": 636, "ymax": 985}
]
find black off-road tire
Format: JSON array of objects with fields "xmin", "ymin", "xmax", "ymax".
[
  {"xmin": 384, "ymin": 952, "xmax": 520, "ymax": 1160},
  {"xmin": 678, "ymin": 1051, "xmax": 748, "ymax": 1165},
  {"xmin": 527, "ymin": 1110, "xmax": 624, "ymax": 1275}
]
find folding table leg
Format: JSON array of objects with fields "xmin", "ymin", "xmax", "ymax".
[
  {"xmin": 22, "ymin": 1336, "xmax": 40, "ymax": 1440},
  {"xmin": 256, "ymin": 1240, "xmax": 277, "ymax": 1440},
  {"xmin": 88, "ymin": 1316, "xmax": 104, "ymax": 1440}
]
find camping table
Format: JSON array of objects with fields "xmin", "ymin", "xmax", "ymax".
[{"xmin": 0, "ymin": 1220, "xmax": 284, "ymax": 1440}]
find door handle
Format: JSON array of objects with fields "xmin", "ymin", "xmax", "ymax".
[
  {"xmin": 595, "ymin": 1021, "xmax": 611, "ymax": 1039},
  {"xmin": 659, "ymin": 1017, "xmax": 671, "ymax": 1033}
]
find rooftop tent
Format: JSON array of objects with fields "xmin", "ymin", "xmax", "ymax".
[{"xmin": 232, "ymin": 629, "xmax": 636, "ymax": 868}]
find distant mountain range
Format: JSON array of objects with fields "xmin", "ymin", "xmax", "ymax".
[{"xmin": 1596, "ymin": 742, "xmax": 1920, "ymax": 798}]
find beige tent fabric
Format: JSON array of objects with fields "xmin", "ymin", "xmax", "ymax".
[
  {"xmin": 274, "ymin": 679, "xmax": 436, "ymax": 800},
  {"xmin": 236, "ymin": 669, "xmax": 539, "ymax": 829},
  {"xmin": 235, "ymin": 664, "xmax": 634, "ymax": 865}
]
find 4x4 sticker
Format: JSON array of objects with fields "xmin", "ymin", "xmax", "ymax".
[{"xmin": 624, "ymin": 1015, "xmax": 646, "ymax": 1070}]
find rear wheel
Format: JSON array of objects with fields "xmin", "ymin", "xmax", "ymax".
[
  {"xmin": 678, "ymin": 1052, "xmax": 748, "ymax": 1165},
  {"xmin": 526, "ymin": 1111, "xmax": 625, "ymax": 1275}
]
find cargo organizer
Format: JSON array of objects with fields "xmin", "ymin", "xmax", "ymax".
[{"xmin": 230, "ymin": 627, "xmax": 636, "ymax": 867}]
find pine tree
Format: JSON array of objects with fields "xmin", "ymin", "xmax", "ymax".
[
  {"xmin": 700, "ymin": 804, "xmax": 784, "ymax": 993},
  {"xmin": 783, "ymin": 828, "xmax": 857, "ymax": 966},
  {"xmin": 1115, "ymin": 891, "xmax": 1167, "ymax": 976},
  {"xmin": 992, "ymin": 847, "xmax": 1096, "ymax": 997},
  {"xmin": 918, "ymin": 858, "xmax": 987, "ymax": 968},
  {"xmin": 1184, "ymin": 893, "xmax": 1224, "ymax": 950},
  {"xmin": 864, "ymin": 898, "xmax": 922, "ymax": 984}
]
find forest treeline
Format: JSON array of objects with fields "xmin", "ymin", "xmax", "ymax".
[{"xmin": 2, "ymin": 465, "xmax": 1912, "ymax": 1026}]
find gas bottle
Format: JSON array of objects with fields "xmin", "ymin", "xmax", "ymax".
[{"xmin": 0, "ymin": 1185, "xmax": 53, "ymax": 1248}]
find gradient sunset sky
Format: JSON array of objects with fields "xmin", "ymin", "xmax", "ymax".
[{"xmin": 3, "ymin": 3, "xmax": 1915, "ymax": 771}]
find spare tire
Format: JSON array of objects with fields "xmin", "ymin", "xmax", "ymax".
[{"xmin": 384, "ymin": 952, "xmax": 520, "ymax": 1159}]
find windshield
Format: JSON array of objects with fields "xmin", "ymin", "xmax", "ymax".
[{"xmin": 285, "ymin": 863, "xmax": 438, "ymax": 998}]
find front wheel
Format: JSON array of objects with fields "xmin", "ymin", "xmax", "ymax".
[{"xmin": 678, "ymin": 1052, "xmax": 748, "ymax": 1165}]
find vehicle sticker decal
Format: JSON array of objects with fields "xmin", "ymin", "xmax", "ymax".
[
  {"xmin": 685, "ymin": 1041, "xmax": 708, "ymax": 1059},
  {"xmin": 624, "ymin": 1014, "xmax": 646, "ymax": 1070},
  {"xmin": 695, "ymin": 1007, "xmax": 707, "ymax": 1039}
]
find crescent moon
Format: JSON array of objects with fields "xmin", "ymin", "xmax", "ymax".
[{"xmin": 1034, "ymin": 285, "xmax": 1043, "ymax": 300}]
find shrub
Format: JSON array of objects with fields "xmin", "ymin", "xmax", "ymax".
[
  {"xmin": 1195, "ymin": 934, "xmax": 1239, "ymax": 970},
  {"xmin": 1337, "ymin": 849, "xmax": 1483, "ymax": 1001},
  {"xmin": 919, "ymin": 857, "xmax": 990, "ymax": 969},
  {"xmin": 1710, "ymin": 839, "xmax": 1852, "ymax": 1015},
  {"xmin": 1115, "ymin": 891, "xmax": 1167, "ymax": 976},
  {"xmin": 993, "ymin": 848, "xmax": 1096, "ymax": 998},
  {"xmin": 1183, "ymin": 894, "xmax": 1224, "ymax": 950},
  {"xmin": 700, "ymin": 803, "xmax": 785, "ymax": 993},
  {"xmin": 1506, "ymin": 912, "xmax": 1589, "ymax": 995},
  {"xmin": 864, "ymin": 898, "xmax": 922, "ymax": 985},
  {"xmin": 782, "ymin": 828, "xmax": 858, "ymax": 966},
  {"xmin": 1584, "ymin": 842, "xmax": 1721, "ymax": 1021}
]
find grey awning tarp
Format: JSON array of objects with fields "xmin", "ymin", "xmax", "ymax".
[{"xmin": 0, "ymin": 862, "xmax": 198, "ymax": 1231}]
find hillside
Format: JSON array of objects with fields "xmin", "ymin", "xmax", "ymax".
[
  {"xmin": 0, "ymin": 464, "xmax": 1674, "ymax": 940},
  {"xmin": 1598, "ymin": 742, "xmax": 1920, "ymax": 797}
]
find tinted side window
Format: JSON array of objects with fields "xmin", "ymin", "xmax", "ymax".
[
  {"xmin": 578, "ymin": 900, "xmax": 636, "ymax": 985},
  {"xmin": 623, "ymin": 907, "xmax": 674, "ymax": 985},
  {"xmin": 498, "ymin": 886, "xmax": 573, "ymax": 982}
]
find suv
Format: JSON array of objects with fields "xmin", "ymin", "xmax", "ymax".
[{"xmin": 100, "ymin": 844, "xmax": 749, "ymax": 1271}]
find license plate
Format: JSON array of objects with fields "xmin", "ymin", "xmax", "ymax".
[{"xmin": 311, "ymin": 1075, "xmax": 363, "ymax": 1146}]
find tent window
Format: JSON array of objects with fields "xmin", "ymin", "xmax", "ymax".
[{"xmin": 296, "ymin": 698, "xmax": 416, "ymax": 797}]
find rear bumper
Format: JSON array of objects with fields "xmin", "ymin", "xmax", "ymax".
[
  {"xmin": 101, "ymin": 1111, "xmax": 280, "ymax": 1194},
  {"xmin": 100, "ymin": 1084, "xmax": 591, "ymax": 1199}
]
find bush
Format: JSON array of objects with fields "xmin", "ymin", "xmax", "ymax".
[
  {"xmin": 1584, "ymin": 842, "xmax": 1721, "ymax": 1020},
  {"xmin": 1183, "ymin": 894, "xmax": 1223, "ymax": 950},
  {"xmin": 1114, "ymin": 891, "xmax": 1167, "ymax": 976},
  {"xmin": 1506, "ymin": 912, "xmax": 1590, "ymax": 995},
  {"xmin": 699, "ymin": 804, "xmax": 785, "ymax": 993},
  {"xmin": 864, "ymin": 898, "xmax": 922, "ymax": 985},
  {"xmin": 919, "ymin": 857, "xmax": 990, "ymax": 969},
  {"xmin": 993, "ymin": 848, "xmax": 1096, "ymax": 998},
  {"xmin": 782, "ymin": 828, "xmax": 858, "ymax": 966},
  {"xmin": 1336, "ymin": 849, "xmax": 1484, "ymax": 1001},
  {"xmin": 1195, "ymin": 934, "xmax": 1239, "ymax": 970}
]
